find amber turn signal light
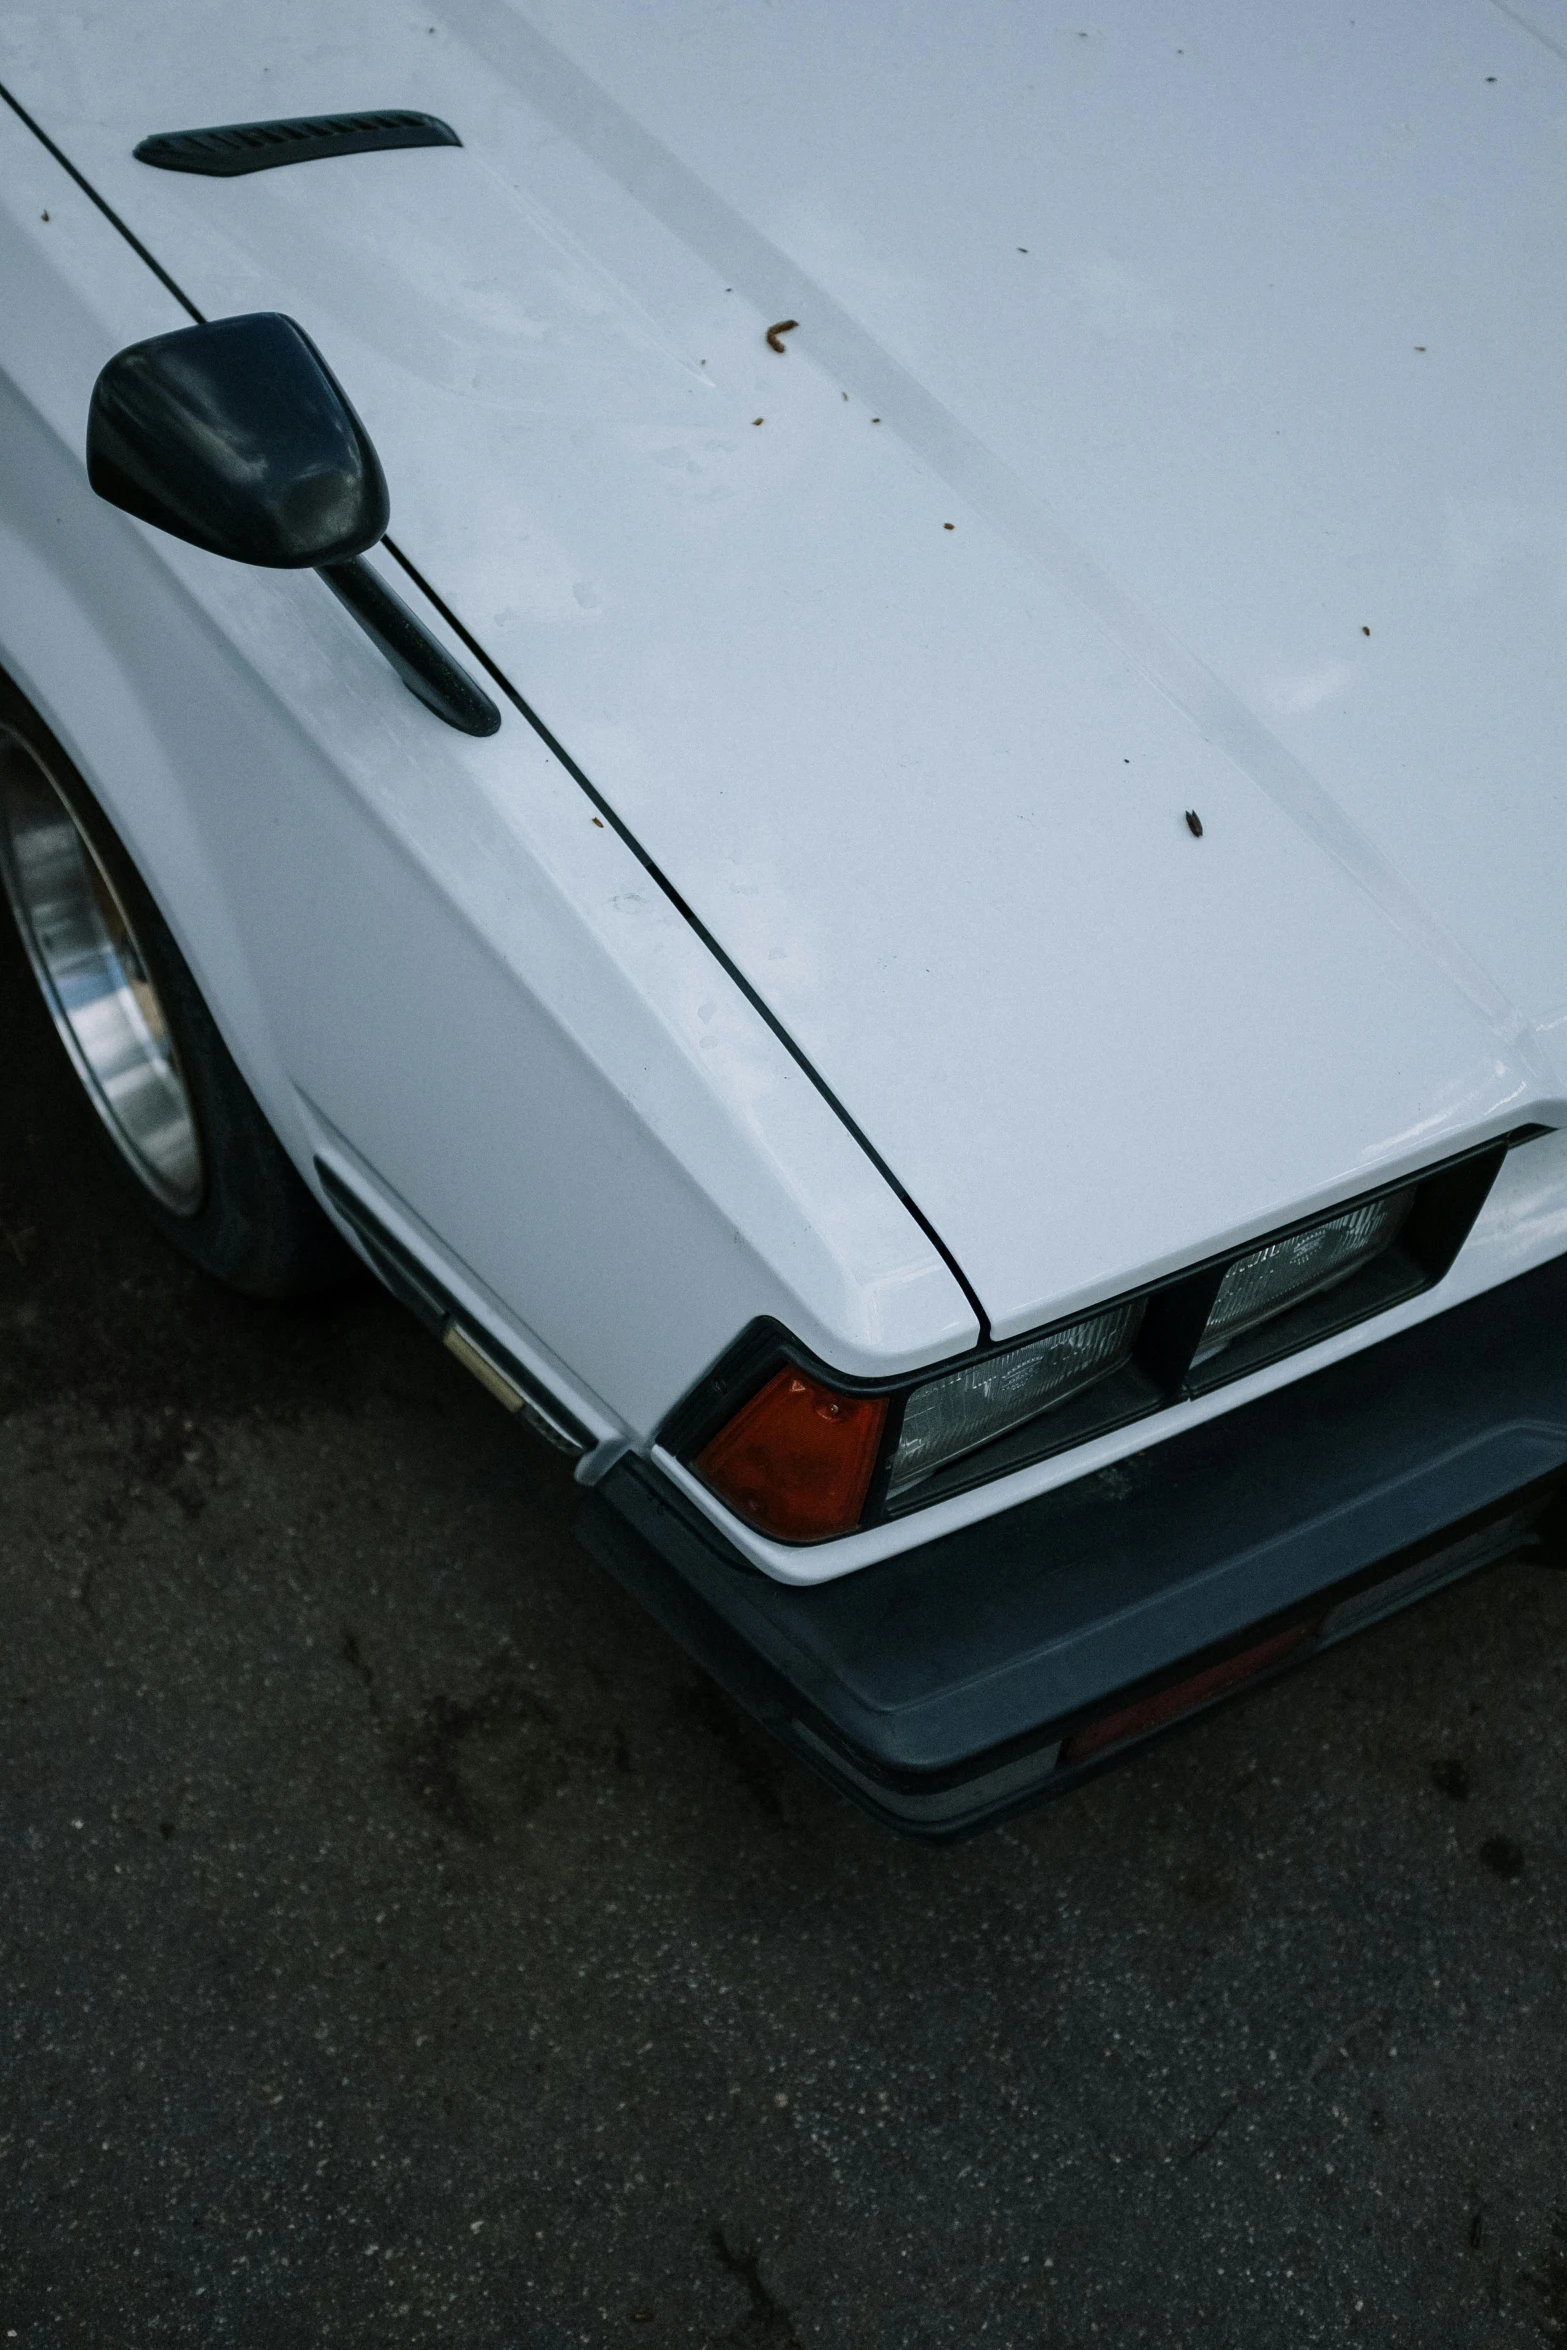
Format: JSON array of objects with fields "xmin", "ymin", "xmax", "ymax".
[{"xmin": 694, "ymin": 1367, "xmax": 888, "ymax": 1542}]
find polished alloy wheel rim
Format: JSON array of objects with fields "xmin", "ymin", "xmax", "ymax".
[{"xmin": 0, "ymin": 731, "xmax": 203, "ymax": 1214}]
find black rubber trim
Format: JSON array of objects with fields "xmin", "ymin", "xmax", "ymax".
[
  {"xmin": 134, "ymin": 111, "xmax": 460, "ymax": 179},
  {"xmin": 315, "ymin": 1160, "xmax": 449, "ymax": 1334},
  {"xmin": 578, "ymin": 1244, "xmax": 1567, "ymax": 1834},
  {"xmin": 314, "ymin": 1159, "xmax": 593, "ymax": 1451},
  {"xmin": 0, "ymin": 77, "xmax": 202, "ymax": 322},
  {"xmin": 379, "ymin": 537, "xmax": 993, "ymax": 1339}
]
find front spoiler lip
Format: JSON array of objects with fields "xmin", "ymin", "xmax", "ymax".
[{"xmin": 577, "ymin": 1249, "xmax": 1567, "ymax": 1838}]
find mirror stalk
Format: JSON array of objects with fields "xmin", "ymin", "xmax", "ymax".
[
  {"xmin": 88, "ymin": 313, "xmax": 502, "ymax": 738},
  {"xmin": 319, "ymin": 558, "xmax": 500, "ymax": 736}
]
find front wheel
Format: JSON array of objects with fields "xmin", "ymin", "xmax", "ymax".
[{"xmin": 0, "ymin": 676, "xmax": 349, "ymax": 1299}]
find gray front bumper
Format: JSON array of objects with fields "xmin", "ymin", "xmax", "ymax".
[{"xmin": 578, "ymin": 1253, "xmax": 1567, "ymax": 1835}]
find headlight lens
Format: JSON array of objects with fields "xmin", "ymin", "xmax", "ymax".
[
  {"xmin": 886, "ymin": 1299, "xmax": 1142, "ymax": 1500},
  {"xmin": 671, "ymin": 1140, "xmax": 1511, "ymax": 1543},
  {"xmin": 1193, "ymin": 1192, "xmax": 1411, "ymax": 1363}
]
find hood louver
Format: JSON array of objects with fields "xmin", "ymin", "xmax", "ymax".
[{"xmin": 134, "ymin": 111, "xmax": 459, "ymax": 178}]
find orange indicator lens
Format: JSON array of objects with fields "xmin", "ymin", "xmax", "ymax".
[{"xmin": 694, "ymin": 1368, "xmax": 888, "ymax": 1542}]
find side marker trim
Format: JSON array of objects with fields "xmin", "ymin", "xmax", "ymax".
[{"xmin": 315, "ymin": 1158, "xmax": 591, "ymax": 1453}]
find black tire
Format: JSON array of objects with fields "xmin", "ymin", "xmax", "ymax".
[{"xmin": 0, "ymin": 670, "xmax": 350, "ymax": 1299}]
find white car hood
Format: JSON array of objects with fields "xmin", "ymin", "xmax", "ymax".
[{"xmin": 8, "ymin": 0, "xmax": 1566, "ymax": 1338}]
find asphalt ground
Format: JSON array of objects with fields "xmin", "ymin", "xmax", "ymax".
[{"xmin": 3, "ymin": 904, "xmax": 1567, "ymax": 2350}]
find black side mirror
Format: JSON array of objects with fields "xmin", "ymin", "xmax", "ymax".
[
  {"xmin": 87, "ymin": 313, "xmax": 498, "ymax": 733},
  {"xmin": 88, "ymin": 312, "xmax": 388, "ymax": 567}
]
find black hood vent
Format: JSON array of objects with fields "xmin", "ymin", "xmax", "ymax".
[{"xmin": 134, "ymin": 110, "xmax": 459, "ymax": 178}]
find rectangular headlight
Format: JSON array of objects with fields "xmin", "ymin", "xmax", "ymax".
[
  {"xmin": 668, "ymin": 1137, "xmax": 1515, "ymax": 1541},
  {"xmin": 1193, "ymin": 1190, "xmax": 1412, "ymax": 1364},
  {"xmin": 887, "ymin": 1299, "xmax": 1142, "ymax": 1500}
]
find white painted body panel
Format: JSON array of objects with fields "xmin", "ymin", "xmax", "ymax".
[
  {"xmin": 0, "ymin": 102, "xmax": 974, "ymax": 1469},
  {"xmin": 5, "ymin": 6, "xmax": 1567, "ymax": 1579}
]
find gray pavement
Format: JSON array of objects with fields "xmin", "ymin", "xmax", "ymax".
[{"xmin": 3, "ymin": 908, "xmax": 1566, "ymax": 2349}]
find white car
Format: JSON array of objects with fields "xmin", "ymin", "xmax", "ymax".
[{"xmin": 4, "ymin": 3, "xmax": 1566, "ymax": 1833}]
